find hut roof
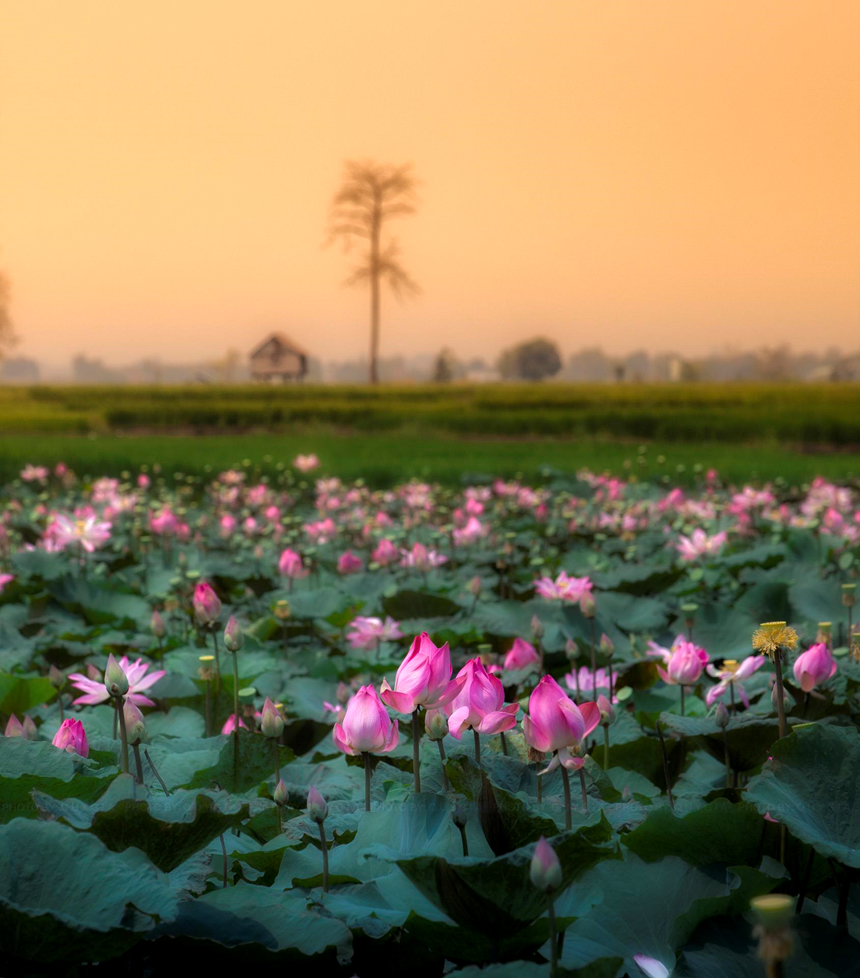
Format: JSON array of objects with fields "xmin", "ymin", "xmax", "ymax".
[{"xmin": 249, "ymin": 331, "xmax": 309, "ymax": 359}]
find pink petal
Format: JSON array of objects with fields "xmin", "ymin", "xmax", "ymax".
[
  {"xmin": 476, "ymin": 710, "xmax": 518, "ymax": 735},
  {"xmin": 447, "ymin": 705, "xmax": 472, "ymax": 740}
]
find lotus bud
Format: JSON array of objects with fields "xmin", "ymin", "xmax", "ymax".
[
  {"xmin": 597, "ymin": 693, "xmax": 615, "ymax": 725},
  {"xmin": 599, "ymin": 633, "xmax": 614, "ymax": 658},
  {"xmin": 530, "ymin": 836, "xmax": 562, "ymax": 893},
  {"xmin": 21, "ymin": 716, "xmax": 38, "ymax": 741},
  {"xmin": 580, "ymin": 593, "xmax": 597, "ymax": 619},
  {"xmin": 307, "ymin": 784, "xmax": 328, "ymax": 824},
  {"xmin": 425, "ymin": 709, "xmax": 449, "ymax": 741},
  {"xmin": 48, "ymin": 665, "xmax": 65, "ymax": 689},
  {"xmin": 4, "ymin": 715, "xmax": 24, "ymax": 738},
  {"xmin": 224, "ymin": 615, "xmax": 244, "ymax": 653},
  {"xmin": 530, "ymin": 614, "xmax": 544, "ymax": 640},
  {"xmin": 715, "ymin": 701, "xmax": 730, "ymax": 729},
  {"xmin": 274, "ymin": 599, "xmax": 291, "ymax": 622},
  {"xmin": 86, "ymin": 662, "xmax": 101, "ymax": 682},
  {"xmin": 842, "ymin": 583, "xmax": 856, "ymax": 608},
  {"xmin": 273, "ymin": 779, "xmax": 288, "ymax": 807},
  {"xmin": 466, "ymin": 575, "xmax": 482, "ymax": 598},
  {"xmin": 104, "ymin": 654, "xmax": 129, "ymax": 698},
  {"xmin": 192, "ymin": 581, "xmax": 221, "ymax": 627},
  {"xmin": 124, "ymin": 701, "xmax": 146, "ymax": 744},
  {"xmin": 452, "ymin": 801, "xmax": 468, "ymax": 829},
  {"xmin": 565, "ymin": 638, "xmax": 579, "ymax": 662},
  {"xmin": 260, "ymin": 697, "xmax": 284, "ymax": 739},
  {"xmin": 151, "ymin": 609, "xmax": 166, "ymax": 638},
  {"xmin": 51, "ymin": 717, "xmax": 88, "ymax": 757}
]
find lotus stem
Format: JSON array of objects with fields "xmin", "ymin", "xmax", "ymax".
[
  {"xmin": 680, "ymin": 685, "xmax": 686, "ymax": 716},
  {"xmin": 132, "ymin": 742, "xmax": 144, "ymax": 784},
  {"xmin": 437, "ymin": 739, "xmax": 449, "ymax": 792},
  {"xmin": 603, "ymin": 724, "xmax": 610, "ymax": 770},
  {"xmin": 560, "ymin": 761, "xmax": 572, "ymax": 829},
  {"xmin": 319, "ymin": 821, "xmax": 329, "ymax": 893},
  {"xmin": 500, "ymin": 730, "xmax": 508, "ymax": 756},
  {"xmin": 204, "ymin": 677, "xmax": 211, "ymax": 737},
  {"xmin": 589, "ymin": 618, "xmax": 597, "ymax": 678},
  {"xmin": 411, "ymin": 709, "xmax": 422, "ymax": 793},
  {"xmin": 773, "ymin": 651, "xmax": 788, "ymax": 740},
  {"xmin": 578, "ymin": 767, "xmax": 588, "ymax": 813},
  {"xmin": 232, "ymin": 651, "xmax": 240, "ymax": 787},
  {"xmin": 272, "ymin": 740, "xmax": 280, "ymax": 785},
  {"xmin": 211, "ymin": 628, "xmax": 221, "ymax": 695},
  {"xmin": 656, "ymin": 722, "xmax": 675, "ymax": 811},
  {"xmin": 115, "ymin": 695, "xmax": 129, "ymax": 774},
  {"xmin": 473, "ymin": 729, "xmax": 482, "ymax": 767},
  {"xmin": 144, "ymin": 748, "xmax": 170, "ymax": 795},
  {"xmin": 220, "ymin": 833, "xmax": 228, "ymax": 888},
  {"xmin": 723, "ymin": 728, "xmax": 731, "ymax": 788},
  {"xmin": 363, "ymin": 751, "xmax": 372, "ymax": 812},
  {"xmin": 536, "ymin": 764, "xmax": 543, "ymax": 803},
  {"xmin": 796, "ymin": 846, "xmax": 815, "ymax": 913},
  {"xmin": 547, "ymin": 896, "xmax": 559, "ymax": 978},
  {"xmin": 458, "ymin": 820, "xmax": 469, "ymax": 856}
]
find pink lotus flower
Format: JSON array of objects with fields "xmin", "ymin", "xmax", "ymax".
[
  {"xmin": 304, "ymin": 518, "xmax": 337, "ymax": 544},
  {"xmin": 534, "ymin": 571, "xmax": 593, "ymax": 603},
  {"xmin": 400, "ymin": 542, "xmax": 447, "ymax": 571},
  {"xmin": 503, "ymin": 637, "xmax": 540, "ymax": 671},
  {"xmin": 21, "ymin": 465, "xmax": 49, "ymax": 483},
  {"xmin": 337, "ymin": 550, "xmax": 363, "ymax": 574},
  {"xmin": 48, "ymin": 514, "xmax": 112, "ymax": 553},
  {"xmin": 222, "ymin": 713, "xmax": 248, "ymax": 735},
  {"xmin": 193, "ymin": 582, "xmax": 222, "ymax": 626},
  {"xmin": 68, "ymin": 656, "xmax": 166, "ymax": 707},
  {"xmin": 522, "ymin": 675, "xmax": 600, "ymax": 772},
  {"xmin": 453, "ymin": 516, "xmax": 485, "ymax": 546},
  {"xmin": 705, "ymin": 655, "xmax": 766, "ymax": 706},
  {"xmin": 52, "ymin": 718, "xmax": 88, "ymax": 757},
  {"xmin": 149, "ymin": 507, "xmax": 179, "ymax": 536},
  {"xmin": 530, "ymin": 835, "xmax": 562, "ymax": 893},
  {"xmin": 564, "ymin": 667, "xmax": 616, "ymax": 700},
  {"xmin": 346, "ymin": 615, "xmax": 404, "ymax": 651},
  {"xmin": 676, "ymin": 528, "xmax": 728, "ymax": 561},
  {"xmin": 332, "ymin": 685, "xmax": 399, "ymax": 755},
  {"xmin": 278, "ymin": 547, "xmax": 306, "ymax": 579},
  {"xmin": 793, "ymin": 642, "xmax": 837, "ymax": 693},
  {"xmin": 632, "ymin": 955, "xmax": 670, "ymax": 978},
  {"xmin": 380, "ymin": 632, "xmax": 465, "ymax": 714},
  {"xmin": 372, "ymin": 538, "xmax": 399, "ymax": 566},
  {"xmin": 0, "ymin": 573, "xmax": 13, "ymax": 594},
  {"xmin": 294, "ymin": 453, "xmax": 320, "ymax": 473},
  {"xmin": 444, "ymin": 657, "xmax": 519, "ymax": 739},
  {"xmin": 219, "ymin": 514, "xmax": 236, "ymax": 537},
  {"xmin": 648, "ymin": 636, "xmax": 709, "ymax": 685},
  {"xmin": 5, "ymin": 714, "xmax": 36, "ymax": 739}
]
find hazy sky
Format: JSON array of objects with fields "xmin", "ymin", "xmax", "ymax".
[{"xmin": 2, "ymin": 0, "xmax": 859, "ymax": 369}]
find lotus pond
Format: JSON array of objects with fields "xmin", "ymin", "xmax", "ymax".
[{"xmin": 1, "ymin": 460, "xmax": 859, "ymax": 977}]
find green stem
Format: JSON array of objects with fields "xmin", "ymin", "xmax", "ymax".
[
  {"xmin": 232, "ymin": 650, "xmax": 240, "ymax": 789},
  {"xmin": 272, "ymin": 740, "xmax": 281, "ymax": 785},
  {"xmin": 589, "ymin": 618, "xmax": 597, "ymax": 678},
  {"xmin": 144, "ymin": 748, "xmax": 170, "ymax": 795},
  {"xmin": 500, "ymin": 730, "xmax": 508, "ymax": 756},
  {"xmin": 132, "ymin": 742, "xmax": 144, "ymax": 784},
  {"xmin": 578, "ymin": 767, "xmax": 588, "ymax": 813},
  {"xmin": 319, "ymin": 821, "xmax": 329, "ymax": 893},
  {"xmin": 437, "ymin": 739, "xmax": 449, "ymax": 791},
  {"xmin": 363, "ymin": 751, "xmax": 372, "ymax": 812},
  {"xmin": 411, "ymin": 709, "xmax": 422, "ymax": 793},
  {"xmin": 773, "ymin": 651, "xmax": 788, "ymax": 740},
  {"xmin": 220, "ymin": 833, "xmax": 228, "ymax": 888},
  {"xmin": 680, "ymin": 684, "xmax": 686, "ymax": 717},
  {"xmin": 547, "ymin": 896, "xmax": 558, "ymax": 977},
  {"xmin": 115, "ymin": 695, "xmax": 129, "ymax": 774},
  {"xmin": 212, "ymin": 629, "xmax": 221, "ymax": 696},
  {"xmin": 204, "ymin": 678, "xmax": 211, "ymax": 737},
  {"xmin": 723, "ymin": 729, "xmax": 731, "ymax": 788},
  {"xmin": 560, "ymin": 761, "xmax": 572, "ymax": 829},
  {"xmin": 473, "ymin": 729, "xmax": 481, "ymax": 767},
  {"xmin": 458, "ymin": 821, "xmax": 469, "ymax": 856},
  {"xmin": 656, "ymin": 722, "xmax": 675, "ymax": 811},
  {"xmin": 603, "ymin": 724, "xmax": 610, "ymax": 770}
]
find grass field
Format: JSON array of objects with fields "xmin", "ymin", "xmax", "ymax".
[{"xmin": 1, "ymin": 383, "xmax": 859, "ymax": 486}]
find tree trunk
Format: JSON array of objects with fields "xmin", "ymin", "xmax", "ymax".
[{"xmin": 369, "ymin": 197, "xmax": 381, "ymax": 384}]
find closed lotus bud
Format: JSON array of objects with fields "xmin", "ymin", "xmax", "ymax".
[
  {"xmin": 192, "ymin": 581, "xmax": 221, "ymax": 627},
  {"xmin": 22, "ymin": 716, "xmax": 38, "ymax": 741},
  {"xmin": 104, "ymin": 654, "xmax": 129, "ymax": 698},
  {"xmin": 599, "ymin": 633, "xmax": 614, "ymax": 658},
  {"xmin": 48, "ymin": 665, "xmax": 65, "ymax": 689},
  {"xmin": 307, "ymin": 784, "xmax": 328, "ymax": 823},
  {"xmin": 531, "ymin": 614, "xmax": 545, "ymax": 639},
  {"xmin": 425, "ymin": 709, "xmax": 449, "ymax": 741},
  {"xmin": 86, "ymin": 662, "xmax": 101, "ymax": 682},
  {"xmin": 580, "ymin": 593, "xmax": 597, "ymax": 619},
  {"xmin": 452, "ymin": 801, "xmax": 468, "ymax": 828},
  {"xmin": 715, "ymin": 701, "xmax": 730, "ymax": 729},
  {"xmin": 565, "ymin": 638, "xmax": 579, "ymax": 662},
  {"xmin": 124, "ymin": 701, "xmax": 146, "ymax": 744},
  {"xmin": 151, "ymin": 609, "xmax": 166, "ymax": 638},
  {"xmin": 224, "ymin": 615, "xmax": 244, "ymax": 653},
  {"xmin": 597, "ymin": 693, "xmax": 615, "ymax": 725},
  {"xmin": 274, "ymin": 599, "xmax": 291, "ymax": 621},
  {"xmin": 273, "ymin": 779, "xmax": 288, "ymax": 807},
  {"xmin": 466, "ymin": 576, "xmax": 482, "ymax": 597},
  {"xmin": 530, "ymin": 836, "xmax": 562, "ymax": 893},
  {"xmin": 4, "ymin": 715, "xmax": 24, "ymax": 738},
  {"xmin": 260, "ymin": 697, "xmax": 284, "ymax": 739}
]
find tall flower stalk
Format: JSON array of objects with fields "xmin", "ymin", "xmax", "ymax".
[{"xmin": 753, "ymin": 622, "xmax": 799, "ymax": 740}]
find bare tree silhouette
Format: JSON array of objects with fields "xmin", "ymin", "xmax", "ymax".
[{"xmin": 326, "ymin": 161, "xmax": 420, "ymax": 384}]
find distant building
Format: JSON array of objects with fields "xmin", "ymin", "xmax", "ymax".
[{"xmin": 249, "ymin": 332, "xmax": 308, "ymax": 383}]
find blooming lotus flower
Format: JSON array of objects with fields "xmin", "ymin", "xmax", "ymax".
[
  {"xmin": 658, "ymin": 641, "xmax": 709, "ymax": 686},
  {"xmin": 304, "ymin": 518, "xmax": 337, "ymax": 543},
  {"xmin": 371, "ymin": 538, "xmax": 399, "ymax": 566},
  {"xmin": 705, "ymin": 655, "xmax": 766, "ymax": 706},
  {"xmin": 20, "ymin": 465, "xmax": 49, "ymax": 483},
  {"xmin": 533, "ymin": 571, "xmax": 593, "ymax": 603},
  {"xmin": 333, "ymin": 684, "xmax": 399, "ymax": 755},
  {"xmin": 149, "ymin": 507, "xmax": 179, "ymax": 536},
  {"xmin": 346, "ymin": 615, "xmax": 404, "ymax": 651},
  {"xmin": 676, "ymin": 528, "xmax": 727, "ymax": 561},
  {"xmin": 219, "ymin": 514, "xmax": 236, "ymax": 537},
  {"xmin": 52, "ymin": 718, "xmax": 88, "ymax": 757},
  {"xmin": 48, "ymin": 514, "xmax": 112, "ymax": 553},
  {"xmin": 193, "ymin": 582, "xmax": 221, "ymax": 626},
  {"xmin": 222, "ymin": 713, "xmax": 248, "ymax": 735},
  {"xmin": 503, "ymin": 637, "xmax": 540, "ymax": 671},
  {"xmin": 380, "ymin": 632, "xmax": 465, "ymax": 714},
  {"xmin": 294, "ymin": 453, "xmax": 320, "ymax": 473},
  {"xmin": 522, "ymin": 675, "xmax": 600, "ymax": 771},
  {"xmin": 453, "ymin": 516, "xmax": 485, "ymax": 546},
  {"xmin": 68, "ymin": 656, "xmax": 166, "ymax": 707},
  {"xmin": 400, "ymin": 542, "xmax": 447, "ymax": 571},
  {"xmin": 337, "ymin": 550, "xmax": 363, "ymax": 574},
  {"xmin": 444, "ymin": 657, "xmax": 519, "ymax": 739},
  {"xmin": 792, "ymin": 642, "xmax": 837, "ymax": 693}
]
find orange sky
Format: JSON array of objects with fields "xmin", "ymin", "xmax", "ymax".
[{"xmin": 1, "ymin": 0, "xmax": 859, "ymax": 369}]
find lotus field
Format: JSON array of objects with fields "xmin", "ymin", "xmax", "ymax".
[{"xmin": 3, "ymin": 458, "xmax": 860, "ymax": 977}]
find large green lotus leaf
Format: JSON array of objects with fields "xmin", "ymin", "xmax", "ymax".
[
  {"xmin": 0, "ymin": 819, "xmax": 178, "ymax": 963},
  {"xmin": 449, "ymin": 961, "xmax": 623, "ymax": 978},
  {"xmin": 382, "ymin": 589, "xmax": 461, "ymax": 619},
  {"xmin": 275, "ymin": 757, "xmax": 364, "ymax": 807},
  {"xmin": 0, "ymin": 736, "xmax": 117, "ymax": 822},
  {"xmin": 0, "ymin": 673, "xmax": 55, "ymax": 715},
  {"xmin": 32, "ymin": 774, "xmax": 249, "ymax": 871},
  {"xmin": 49, "ymin": 577, "xmax": 151, "ymax": 628},
  {"xmin": 789, "ymin": 577, "xmax": 848, "ymax": 632},
  {"xmin": 180, "ymin": 729, "xmax": 295, "ymax": 793},
  {"xmin": 661, "ymin": 710, "xmax": 792, "ymax": 772},
  {"xmin": 559, "ymin": 854, "xmax": 738, "ymax": 974},
  {"xmin": 145, "ymin": 705, "xmax": 206, "ymax": 739},
  {"xmin": 593, "ymin": 560, "xmax": 682, "ymax": 596},
  {"xmin": 623, "ymin": 799, "xmax": 765, "ymax": 867},
  {"xmin": 280, "ymin": 675, "xmax": 339, "ymax": 721},
  {"xmin": 605, "ymin": 710, "xmax": 685, "ymax": 786},
  {"xmin": 285, "ymin": 586, "xmax": 351, "ymax": 620},
  {"xmin": 676, "ymin": 912, "xmax": 860, "ymax": 977},
  {"xmin": 677, "ymin": 602, "xmax": 762, "ymax": 660},
  {"xmin": 745, "ymin": 723, "xmax": 860, "ymax": 866},
  {"xmin": 146, "ymin": 883, "xmax": 351, "ymax": 962},
  {"xmin": 10, "ymin": 548, "xmax": 68, "ymax": 581},
  {"xmin": 396, "ymin": 816, "xmax": 617, "ymax": 939}
]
